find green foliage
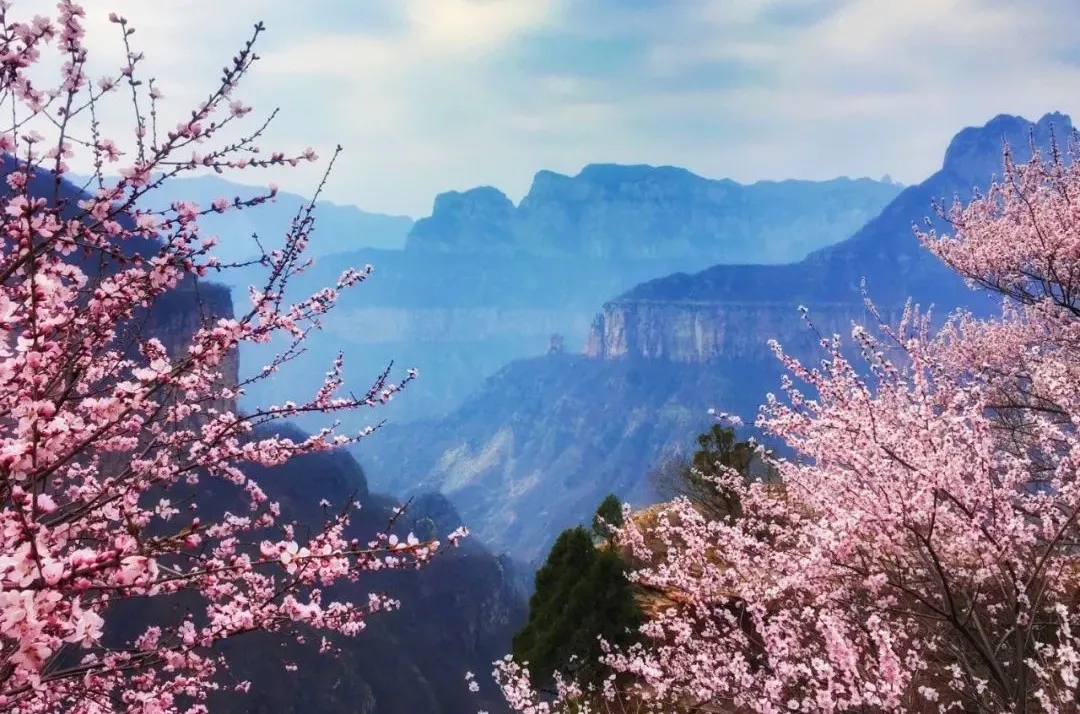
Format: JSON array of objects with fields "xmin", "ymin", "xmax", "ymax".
[
  {"xmin": 591, "ymin": 493, "xmax": 624, "ymax": 541},
  {"xmin": 650, "ymin": 424, "xmax": 769, "ymax": 521},
  {"xmin": 512, "ymin": 508, "xmax": 643, "ymax": 690}
]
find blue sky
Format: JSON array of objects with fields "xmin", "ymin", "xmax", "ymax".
[{"xmin": 68, "ymin": 0, "xmax": 1080, "ymax": 216}]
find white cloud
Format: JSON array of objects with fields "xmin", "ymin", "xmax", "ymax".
[{"xmin": 16, "ymin": 0, "xmax": 1080, "ymax": 221}]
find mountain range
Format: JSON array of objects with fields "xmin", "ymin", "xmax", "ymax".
[
  {"xmin": 407, "ymin": 166, "xmax": 903, "ymax": 262},
  {"xmin": 216, "ymin": 170, "xmax": 901, "ymax": 426},
  {"xmin": 357, "ymin": 112, "xmax": 1073, "ymax": 565}
]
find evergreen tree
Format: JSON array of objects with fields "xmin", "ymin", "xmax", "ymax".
[
  {"xmin": 649, "ymin": 424, "xmax": 768, "ymax": 521},
  {"xmin": 512, "ymin": 501, "xmax": 643, "ymax": 690},
  {"xmin": 591, "ymin": 493, "xmax": 624, "ymax": 542}
]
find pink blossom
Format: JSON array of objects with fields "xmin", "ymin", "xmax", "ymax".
[
  {"xmin": 496, "ymin": 137, "xmax": 1080, "ymax": 713},
  {"xmin": 0, "ymin": 4, "xmax": 431, "ymax": 712}
]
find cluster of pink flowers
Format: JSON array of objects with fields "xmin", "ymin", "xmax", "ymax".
[
  {"xmin": 0, "ymin": 3, "xmax": 462, "ymax": 712},
  {"xmin": 495, "ymin": 138, "xmax": 1080, "ymax": 711}
]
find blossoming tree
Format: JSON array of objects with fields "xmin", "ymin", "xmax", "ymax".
[
  {"xmin": 494, "ymin": 133, "xmax": 1080, "ymax": 713},
  {"xmin": 0, "ymin": 3, "xmax": 463, "ymax": 712}
]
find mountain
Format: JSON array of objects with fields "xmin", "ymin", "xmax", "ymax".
[
  {"xmin": 358, "ymin": 112, "xmax": 1073, "ymax": 565},
  {"xmin": 359, "ymin": 353, "xmax": 745, "ymax": 565},
  {"xmin": 406, "ymin": 166, "xmax": 903, "ymax": 263},
  {"xmin": 221, "ymin": 172, "xmax": 900, "ymax": 427},
  {"xmin": 611, "ymin": 113, "xmax": 1072, "ymax": 312},
  {"xmin": 67, "ymin": 172, "xmax": 414, "ymax": 263}
]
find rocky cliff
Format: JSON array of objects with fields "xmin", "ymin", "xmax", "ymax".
[
  {"xmin": 407, "ymin": 167, "xmax": 902, "ymax": 262},
  {"xmin": 360, "ymin": 112, "xmax": 1074, "ymax": 566},
  {"xmin": 584, "ymin": 112, "xmax": 1071, "ymax": 363},
  {"xmin": 584, "ymin": 300, "xmax": 908, "ymax": 363}
]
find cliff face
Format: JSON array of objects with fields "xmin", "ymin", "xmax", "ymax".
[
  {"xmin": 406, "ymin": 167, "xmax": 902, "ymax": 262},
  {"xmin": 361, "ymin": 112, "xmax": 1074, "ymax": 567},
  {"xmin": 584, "ymin": 300, "xmax": 907, "ymax": 363},
  {"xmin": 585, "ymin": 112, "xmax": 1071, "ymax": 363}
]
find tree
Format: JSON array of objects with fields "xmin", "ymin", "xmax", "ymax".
[
  {"xmin": 648, "ymin": 424, "xmax": 762, "ymax": 521},
  {"xmin": 512, "ymin": 514, "xmax": 642, "ymax": 695},
  {"xmin": 591, "ymin": 493, "xmax": 624, "ymax": 542},
  {"xmin": 497, "ymin": 136, "xmax": 1080, "ymax": 712},
  {"xmin": 0, "ymin": 4, "xmax": 461, "ymax": 713}
]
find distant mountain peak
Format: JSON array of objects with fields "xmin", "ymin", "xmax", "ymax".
[
  {"xmin": 941, "ymin": 112, "xmax": 1074, "ymax": 182},
  {"xmin": 430, "ymin": 185, "xmax": 513, "ymax": 213}
]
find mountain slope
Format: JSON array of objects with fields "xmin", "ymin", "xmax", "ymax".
[
  {"xmin": 360, "ymin": 354, "xmax": 745, "ymax": 565},
  {"xmin": 360, "ymin": 112, "xmax": 1073, "ymax": 564}
]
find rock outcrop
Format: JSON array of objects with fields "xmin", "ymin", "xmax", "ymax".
[{"xmin": 584, "ymin": 300, "xmax": 907, "ymax": 363}]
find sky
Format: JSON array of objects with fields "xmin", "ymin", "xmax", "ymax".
[{"xmin": 33, "ymin": 0, "xmax": 1080, "ymax": 217}]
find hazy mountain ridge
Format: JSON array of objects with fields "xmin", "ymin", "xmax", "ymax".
[
  {"xmin": 68, "ymin": 172, "xmax": 415, "ymax": 264},
  {"xmin": 360, "ymin": 112, "xmax": 1073, "ymax": 564},
  {"xmin": 223, "ymin": 170, "xmax": 900, "ymax": 425},
  {"xmin": 407, "ymin": 165, "xmax": 903, "ymax": 262}
]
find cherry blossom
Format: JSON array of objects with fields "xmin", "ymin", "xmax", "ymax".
[
  {"xmin": 495, "ymin": 133, "xmax": 1080, "ymax": 712},
  {"xmin": 0, "ymin": 3, "xmax": 457, "ymax": 712}
]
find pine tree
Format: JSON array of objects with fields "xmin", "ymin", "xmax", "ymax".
[
  {"xmin": 649, "ymin": 424, "xmax": 768, "ymax": 520},
  {"xmin": 591, "ymin": 493, "xmax": 624, "ymax": 542},
  {"xmin": 512, "ymin": 498, "xmax": 642, "ymax": 690}
]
